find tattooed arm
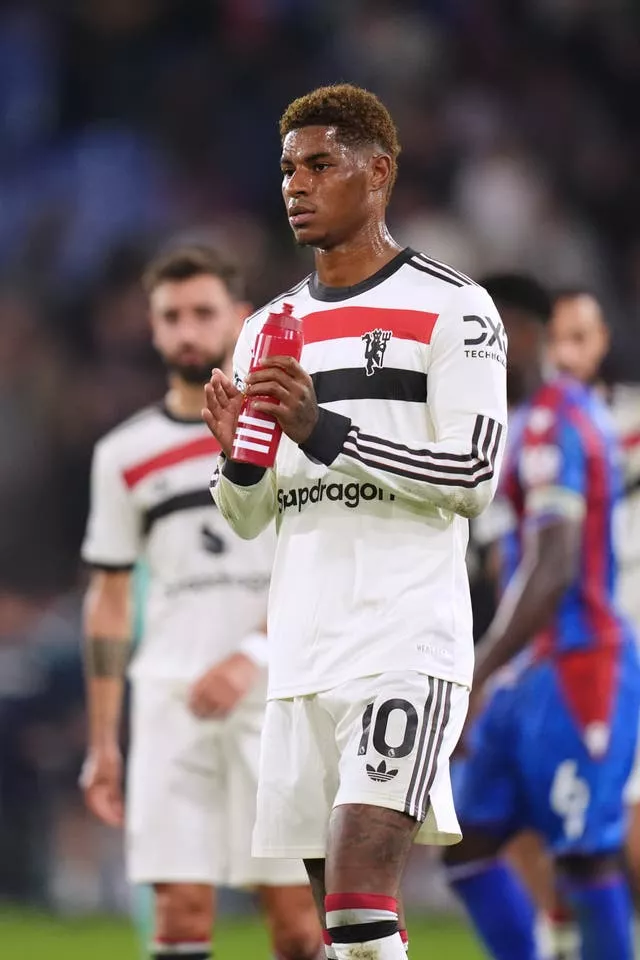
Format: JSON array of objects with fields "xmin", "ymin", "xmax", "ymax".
[{"xmin": 80, "ymin": 569, "xmax": 132, "ymax": 827}]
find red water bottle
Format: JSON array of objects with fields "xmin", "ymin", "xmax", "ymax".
[{"xmin": 231, "ymin": 302, "xmax": 304, "ymax": 468}]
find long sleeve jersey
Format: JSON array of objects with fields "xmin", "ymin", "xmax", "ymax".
[{"xmin": 211, "ymin": 248, "xmax": 508, "ymax": 697}]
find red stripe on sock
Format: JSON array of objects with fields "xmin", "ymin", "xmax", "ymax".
[
  {"xmin": 325, "ymin": 892, "xmax": 398, "ymax": 914},
  {"xmin": 323, "ymin": 929, "xmax": 333, "ymax": 945},
  {"xmin": 399, "ymin": 928, "xmax": 408, "ymax": 943}
]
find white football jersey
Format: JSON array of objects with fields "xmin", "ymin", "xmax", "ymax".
[
  {"xmin": 82, "ymin": 404, "xmax": 274, "ymax": 682},
  {"xmin": 610, "ymin": 384, "xmax": 640, "ymax": 636},
  {"xmin": 211, "ymin": 248, "xmax": 508, "ymax": 697}
]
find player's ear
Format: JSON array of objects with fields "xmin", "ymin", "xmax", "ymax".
[{"xmin": 370, "ymin": 154, "xmax": 392, "ymax": 196}]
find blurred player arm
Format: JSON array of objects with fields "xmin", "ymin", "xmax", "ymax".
[
  {"xmin": 79, "ymin": 437, "xmax": 141, "ymax": 825},
  {"xmin": 474, "ymin": 409, "xmax": 586, "ymax": 686},
  {"xmin": 299, "ymin": 285, "xmax": 508, "ymax": 518},
  {"xmin": 189, "ymin": 620, "xmax": 268, "ymax": 719}
]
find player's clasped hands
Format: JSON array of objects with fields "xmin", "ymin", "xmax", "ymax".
[
  {"xmin": 188, "ymin": 653, "xmax": 260, "ymax": 719},
  {"xmin": 202, "ymin": 357, "xmax": 319, "ymax": 454}
]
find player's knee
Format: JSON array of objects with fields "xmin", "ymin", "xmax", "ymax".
[
  {"xmin": 556, "ymin": 851, "xmax": 622, "ymax": 883},
  {"xmin": 266, "ymin": 891, "xmax": 322, "ymax": 960},
  {"xmin": 271, "ymin": 917, "xmax": 323, "ymax": 960},
  {"xmin": 154, "ymin": 883, "xmax": 212, "ymax": 943}
]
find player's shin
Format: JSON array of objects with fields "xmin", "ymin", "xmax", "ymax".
[
  {"xmin": 558, "ymin": 870, "xmax": 634, "ymax": 960},
  {"xmin": 325, "ymin": 893, "xmax": 406, "ymax": 959}
]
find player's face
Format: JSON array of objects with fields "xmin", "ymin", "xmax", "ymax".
[
  {"xmin": 548, "ymin": 294, "xmax": 609, "ymax": 385},
  {"xmin": 281, "ymin": 126, "xmax": 381, "ymax": 249},
  {"xmin": 149, "ymin": 275, "xmax": 245, "ymax": 384}
]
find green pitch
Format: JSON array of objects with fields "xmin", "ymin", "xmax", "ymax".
[{"xmin": 0, "ymin": 908, "xmax": 484, "ymax": 959}]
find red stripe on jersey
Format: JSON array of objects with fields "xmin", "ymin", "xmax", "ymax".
[
  {"xmin": 302, "ymin": 306, "xmax": 438, "ymax": 345},
  {"xmin": 123, "ymin": 435, "xmax": 220, "ymax": 488},
  {"xmin": 556, "ymin": 647, "xmax": 619, "ymax": 732},
  {"xmin": 568, "ymin": 403, "xmax": 620, "ymax": 649},
  {"xmin": 622, "ymin": 430, "xmax": 640, "ymax": 450}
]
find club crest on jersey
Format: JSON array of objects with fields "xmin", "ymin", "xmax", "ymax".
[{"xmin": 361, "ymin": 328, "xmax": 392, "ymax": 376}]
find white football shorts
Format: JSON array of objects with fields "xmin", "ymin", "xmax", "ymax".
[
  {"xmin": 252, "ymin": 671, "xmax": 469, "ymax": 859},
  {"xmin": 126, "ymin": 679, "xmax": 308, "ymax": 887}
]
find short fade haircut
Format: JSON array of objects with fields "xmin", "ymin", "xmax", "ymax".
[
  {"xmin": 279, "ymin": 83, "xmax": 401, "ymax": 196},
  {"xmin": 142, "ymin": 244, "xmax": 245, "ymax": 301},
  {"xmin": 480, "ymin": 273, "xmax": 551, "ymax": 325}
]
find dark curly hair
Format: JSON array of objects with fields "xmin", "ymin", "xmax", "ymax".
[{"xmin": 279, "ymin": 84, "xmax": 401, "ymax": 197}]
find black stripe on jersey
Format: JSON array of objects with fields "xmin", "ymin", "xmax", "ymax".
[
  {"xmin": 407, "ymin": 258, "xmax": 463, "ymax": 287},
  {"xmin": 312, "ymin": 367, "xmax": 427, "ymax": 405},
  {"xmin": 416, "ymin": 253, "xmax": 475, "ymax": 285},
  {"xmin": 343, "ymin": 415, "xmax": 502, "ymax": 488},
  {"xmin": 404, "ymin": 678, "xmax": 452, "ymax": 820},
  {"xmin": 143, "ymin": 489, "xmax": 214, "ymax": 535},
  {"xmin": 414, "ymin": 253, "xmax": 476, "ymax": 287},
  {"xmin": 85, "ymin": 560, "xmax": 136, "ymax": 572}
]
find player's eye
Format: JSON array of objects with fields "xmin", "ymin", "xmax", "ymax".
[
  {"xmin": 281, "ymin": 167, "xmax": 294, "ymax": 178},
  {"xmin": 313, "ymin": 163, "xmax": 330, "ymax": 172}
]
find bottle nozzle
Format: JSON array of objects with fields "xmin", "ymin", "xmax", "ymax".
[{"xmin": 282, "ymin": 302, "xmax": 294, "ymax": 314}]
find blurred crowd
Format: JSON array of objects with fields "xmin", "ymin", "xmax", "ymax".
[{"xmin": 0, "ymin": 0, "xmax": 639, "ymax": 908}]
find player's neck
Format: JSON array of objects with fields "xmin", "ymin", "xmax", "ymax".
[
  {"xmin": 165, "ymin": 360, "xmax": 232, "ymax": 421},
  {"xmin": 313, "ymin": 222, "xmax": 402, "ymax": 289}
]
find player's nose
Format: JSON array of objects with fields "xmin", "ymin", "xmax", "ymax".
[{"xmin": 284, "ymin": 167, "xmax": 311, "ymax": 197}]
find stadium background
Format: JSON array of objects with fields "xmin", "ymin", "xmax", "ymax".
[{"xmin": 0, "ymin": 1, "xmax": 638, "ymax": 956}]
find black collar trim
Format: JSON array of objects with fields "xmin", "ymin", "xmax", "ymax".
[{"xmin": 309, "ymin": 247, "xmax": 413, "ymax": 302}]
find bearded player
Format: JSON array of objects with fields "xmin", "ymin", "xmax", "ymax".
[
  {"xmin": 80, "ymin": 245, "xmax": 322, "ymax": 960},
  {"xmin": 204, "ymin": 85, "xmax": 507, "ymax": 959}
]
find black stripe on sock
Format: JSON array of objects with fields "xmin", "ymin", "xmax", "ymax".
[{"xmin": 328, "ymin": 919, "xmax": 398, "ymax": 943}]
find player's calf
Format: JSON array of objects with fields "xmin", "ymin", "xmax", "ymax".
[
  {"xmin": 152, "ymin": 883, "xmax": 212, "ymax": 960},
  {"xmin": 556, "ymin": 852, "xmax": 634, "ymax": 960},
  {"xmin": 323, "ymin": 803, "xmax": 416, "ymax": 959},
  {"xmin": 258, "ymin": 883, "xmax": 324, "ymax": 959}
]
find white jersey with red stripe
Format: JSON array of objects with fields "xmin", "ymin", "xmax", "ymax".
[
  {"xmin": 211, "ymin": 248, "xmax": 508, "ymax": 697},
  {"xmin": 82, "ymin": 404, "xmax": 275, "ymax": 682}
]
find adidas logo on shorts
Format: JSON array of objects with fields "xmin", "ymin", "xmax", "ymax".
[{"xmin": 366, "ymin": 760, "xmax": 399, "ymax": 783}]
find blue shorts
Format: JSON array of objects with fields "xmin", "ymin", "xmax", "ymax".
[{"xmin": 454, "ymin": 643, "xmax": 640, "ymax": 855}]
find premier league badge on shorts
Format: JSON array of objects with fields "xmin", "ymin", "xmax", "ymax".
[{"xmin": 361, "ymin": 328, "xmax": 392, "ymax": 376}]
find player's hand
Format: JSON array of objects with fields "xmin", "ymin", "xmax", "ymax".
[
  {"xmin": 245, "ymin": 356, "xmax": 319, "ymax": 445},
  {"xmin": 188, "ymin": 653, "xmax": 260, "ymax": 719},
  {"xmin": 79, "ymin": 745, "xmax": 124, "ymax": 828},
  {"xmin": 202, "ymin": 370, "xmax": 244, "ymax": 457}
]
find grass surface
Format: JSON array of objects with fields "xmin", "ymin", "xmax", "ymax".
[{"xmin": 0, "ymin": 908, "xmax": 486, "ymax": 959}]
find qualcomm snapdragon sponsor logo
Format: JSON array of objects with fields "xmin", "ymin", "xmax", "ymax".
[{"xmin": 277, "ymin": 479, "xmax": 395, "ymax": 514}]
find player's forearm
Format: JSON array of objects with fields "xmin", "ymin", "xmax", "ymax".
[
  {"xmin": 210, "ymin": 457, "xmax": 276, "ymax": 538},
  {"xmin": 83, "ymin": 576, "xmax": 132, "ymax": 749},
  {"xmin": 300, "ymin": 408, "xmax": 503, "ymax": 518},
  {"xmin": 474, "ymin": 554, "xmax": 572, "ymax": 686}
]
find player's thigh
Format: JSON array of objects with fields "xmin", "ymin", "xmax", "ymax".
[
  {"xmin": 324, "ymin": 672, "xmax": 468, "ymax": 891},
  {"xmin": 519, "ymin": 660, "xmax": 640, "ymax": 857},
  {"xmin": 153, "ymin": 883, "xmax": 214, "ymax": 943},
  {"xmin": 224, "ymin": 704, "xmax": 310, "ymax": 888},
  {"xmin": 127, "ymin": 681, "xmax": 226, "ymax": 886},
  {"xmin": 252, "ymin": 695, "xmax": 340, "ymax": 860},
  {"xmin": 625, "ymin": 802, "xmax": 640, "ymax": 902}
]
